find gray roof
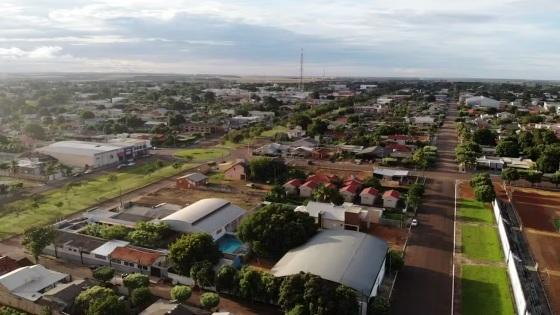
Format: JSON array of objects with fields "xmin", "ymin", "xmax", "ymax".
[
  {"xmin": 272, "ymin": 230, "xmax": 388, "ymax": 295},
  {"xmin": 180, "ymin": 172, "xmax": 208, "ymax": 183},
  {"xmin": 373, "ymin": 168, "xmax": 409, "ymax": 177},
  {"xmin": 161, "ymin": 198, "xmax": 246, "ymax": 234}
]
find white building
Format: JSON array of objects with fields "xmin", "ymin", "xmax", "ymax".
[
  {"xmin": 161, "ymin": 198, "xmax": 246, "ymax": 240},
  {"xmin": 465, "ymin": 96, "xmax": 500, "ymax": 109},
  {"xmin": 0, "ymin": 265, "xmax": 69, "ymax": 301},
  {"xmin": 295, "ymin": 201, "xmax": 376, "ymax": 232}
]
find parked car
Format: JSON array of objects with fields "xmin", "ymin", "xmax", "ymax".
[{"xmin": 411, "ymin": 218, "xmax": 418, "ymax": 227}]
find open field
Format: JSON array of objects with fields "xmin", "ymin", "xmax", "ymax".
[
  {"xmin": 0, "ymin": 161, "xmax": 195, "ymax": 239},
  {"xmin": 524, "ymin": 229, "xmax": 560, "ymax": 272},
  {"xmin": 135, "ymin": 186, "xmax": 263, "ymax": 212},
  {"xmin": 461, "ymin": 265, "xmax": 515, "ymax": 315},
  {"xmin": 512, "ymin": 188, "xmax": 560, "ymax": 232},
  {"xmin": 458, "ymin": 199, "xmax": 494, "ymax": 224},
  {"xmin": 175, "ymin": 147, "xmax": 230, "ymax": 162},
  {"xmin": 543, "ymin": 274, "xmax": 560, "ymax": 315},
  {"xmin": 461, "ymin": 224, "xmax": 503, "ymax": 261},
  {"xmin": 0, "ymin": 176, "xmax": 43, "ymax": 188},
  {"xmin": 260, "ymin": 125, "xmax": 288, "ymax": 137}
]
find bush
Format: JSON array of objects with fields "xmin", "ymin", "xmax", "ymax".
[
  {"xmin": 93, "ymin": 266, "xmax": 114, "ymax": 283},
  {"xmin": 123, "ymin": 273, "xmax": 149, "ymax": 291},
  {"xmin": 130, "ymin": 287, "xmax": 152, "ymax": 307},
  {"xmin": 171, "ymin": 285, "xmax": 192, "ymax": 302},
  {"xmin": 200, "ymin": 292, "xmax": 220, "ymax": 309},
  {"xmin": 388, "ymin": 250, "xmax": 405, "ymax": 273}
]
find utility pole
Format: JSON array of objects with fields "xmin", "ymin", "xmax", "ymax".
[{"xmin": 299, "ymin": 48, "xmax": 304, "ymax": 91}]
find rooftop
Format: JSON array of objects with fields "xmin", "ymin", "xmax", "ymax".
[
  {"xmin": 37, "ymin": 140, "xmax": 122, "ymax": 156},
  {"xmin": 0, "ymin": 265, "xmax": 69, "ymax": 301},
  {"xmin": 110, "ymin": 247, "xmax": 164, "ymax": 266}
]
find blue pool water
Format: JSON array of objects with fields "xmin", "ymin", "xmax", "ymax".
[{"xmin": 217, "ymin": 234, "xmax": 243, "ymax": 254}]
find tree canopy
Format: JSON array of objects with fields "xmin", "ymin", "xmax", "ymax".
[
  {"xmin": 75, "ymin": 286, "xmax": 125, "ymax": 315},
  {"xmin": 22, "ymin": 226, "xmax": 55, "ymax": 263},
  {"xmin": 237, "ymin": 204, "xmax": 317, "ymax": 259},
  {"xmin": 171, "ymin": 285, "xmax": 192, "ymax": 302},
  {"xmin": 168, "ymin": 233, "xmax": 220, "ymax": 275}
]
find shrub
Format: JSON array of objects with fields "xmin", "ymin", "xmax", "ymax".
[
  {"xmin": 200, "ymin": 292, "xmax": 220, "ymax": 309},
  {"xmin": 171, "ymin": 285, "xmax": 192, "ymax": 302},
  {"xmin": 130, "ymin": 287, "xmax": 152, "ymax": 307}
]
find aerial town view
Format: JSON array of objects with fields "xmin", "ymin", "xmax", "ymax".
[{"xmin": 0, "ymin": 1, "xmax": 559, "ymax": 315}]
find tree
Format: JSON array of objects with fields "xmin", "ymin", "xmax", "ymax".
[
  {"xmin": 412, "ymin": 148, "xmax": 429, "ymax": 169},
  {"xmin": 470, "ymin": 173, "xmax": 492, "ymax": 188},
  {"xmin": 551, "ymin": 172, "xmax": 560, "ymax": 188},
  {"xmin": 99, "ymin": 225, "xmax": 129, "ymax": 240},
  {"xmin": 524, "ymin": 171, "xmax": 543, "ymax": 187},
  {"xmin": 24, "ymin": 123, "xmax": 46, "ymax": 140},
  {"xmin": 40, "ymin": 306, "xmax": 53, "ymax": 315},
  {"xmin": 22, "ymin": 226, "xmax": 55, "ymax": 263},
  {"xmin": 0, "ymin": 306, "xmax": 28, "ymax": 315},
  {"xmin": 455, "ymin": 142, "xmax": 482, "ymax": 168},
  {"xmin": 215, "ymin": 265, "xmax": 238, "ymax": 293},
  {"xmin": 307, "ymin": 120, "xmax": 328, "ymax": 136},
  {"xmin": 496, "ymin": 140, "xmax": 520, "ymax": 157},
  {"xmin": 237, "ymin": 204, "xmax": 317, "ymax": 259},
  {"xmin": 93, "ymin": 266, "xmax": 114, "ymax": 284},
  {"xmin": 286, "ymin": 304, "xmax": 307, "ymax": 315},
  {"xmin": 171, "ymin": 285, "xmax": 192, "ymax": 303},
  {"xmin": 388, "ymin": 250, "xmax": 405, "ymax": 273},
  {"xmin": 81, "ymin": 111, "xmax": 95, "ymax": 120},
  {"xmin": 75, "ymin": 286, "xmax": 125, "ymax": 315},
  {"xmin": 190, "ymin": 261, "xmax": 215, "ymax": 289},
  {"xmin": 290, "ymin": 114, "xmax": 312, "ymax": 130},
  {"xmin": 200, "ymin": 292, "xmax": 220, "ymax": 310},
  {"xmin": 473, "ymin": 128, "xmax": 496, "ymax": 146},
  {"xmin": 130, "ymin": 287, "xmax": 152, "ymax": 307},
  {"xmin": 127, "ymin": 222, "xmax": 169, "ymax": 248},
  {"xmin": 537, "ymin": 144, "xmax": 560, "ymax": 173},
  {"xmin": 334, "ymin": 285, "xmax": 359, "ymax": 315},
  {"xmin": 501, "ymin": 168, "xmax": 520, "ymax": 186},
  {"xmin": 278, "ymin": 273, "xmax": 306, "ymax": 311},
  {"xmin": 123, "ymin": 273, "xmax": 149, "ymax": 292},
  {"xmin": 474, "ymin": 184, "xmax": 496, "ymax": 202},
  {"xmin": 362, "ymin": 176, "xmax": 382, "ymax": 190},
  {"xmin": 238, "ymin": 267, "xmax": 264, "ymax": 302},
  {"xmin": 168, "ymin": 233, "xmax": 220, "ymax": 275},
  {"xmin": 265, "ymin": 185, "xmax": 287, "ymax": 203},
  {"xmin": 248, "ymin": 158, "xmax": 288, "ymax": 183},
  {"xmin": 371, "ymin": 297, "xmax": 390, "ymax": 315}
]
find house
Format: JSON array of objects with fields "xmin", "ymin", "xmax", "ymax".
[
  {"xmin": 287, "ymin": 126, "xmax": 306, "ymax": 139},
  {"xmin": 176, "ymin": 172, "xmax": 208, "ymax": 189},
  {"xmin": 0, "ymin": 256, "xmax": 30, "ymax": 276},
  {"xmin": 299, "ymin": 180, "xmax": 319, "ymax": 198},
  {"xmin": 224, "ymin": 161, "xmax": 247, "ymax": 180},
  {"xmin": 382, "ymin": 190, "xmax": 401, "ymax": 208},
  {"xmin": 161, "ymin": 198, "xmax": 247, "ymax": 240},
  {"xmin": 357, "ymin": 146, "xmax": 391, "ymax": 159},
  {"xmin": 140, "ymin": 299, "xmax": 211, "ymax": 315},
  {"xmin": 254, "ymin": 143, "xmax": 290, "ymax": 157},
  {"xmin": 373, "ymin": 168, "xmax": 411, "ymax": 185},
  {"xmin": 360, "ymin": 187, "xmax": 379, "ymax": 206},
  {"xmin": 283, "ymin": 179, "xmax": 303, "ymax": 195},
  {"xmin": 272, "ymin": 229, "xmax": 388, "ymax": 313},
  {"xmin": 109, "ymin": 246, "xmax": 168, "ymax": 277},
  {"xmin": 295, "ymin": 202, "xmax": 371, "ymax": 232},
  {"xmin": 340, "ymin": 183, "xmax": 360, "ymax": 202},
  {"xmin": 386, "ymin": 135, "xmax": 413, "ymax": 145},
  {"xmin": 0, "ymin": 265, "xmax": 70, "ymax": 302},
  {"xmin": 184, "ymin": 123, "xmax": 221, "ymax": 134},
  {"xmin": 410, "ymin": 116, "xmax": 435, "ymax": 128},
  {"xmin": 41, "ymin": 279, "xmax": 90, "ymax": 314}
]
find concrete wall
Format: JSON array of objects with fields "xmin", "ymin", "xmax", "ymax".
[
  {"xmin": 0, "ymin": 289, "xmax": 63, "ymax": 315},
  {"xmin": 492, "ymin": 200, "xmax": 528, "ymax": 315}
]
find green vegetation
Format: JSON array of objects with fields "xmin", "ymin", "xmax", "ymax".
[
  {"xmin": 261, "ymin": 125, "xmax": 288, "ymax": 137},
  {"xmin": 553, "ymin": 218, "xmax": 560, "ymax": 232},
  {"xmin": 171, "ymin": 285, "xmax": 192, "ymax": 302},
  {"xmin": 168, "ymin": 233, "xmax": 220, "ymax": 276},
  {"xmin": 462, "ymin": 225, "xmax": 503, "ymax": 261},
  {"xmin": 459, "ymin": 199, "xmax": 494, "ymax": 224},
  {"xmin": 470, "ymin": 173, "xmax": 496, "ymax": 202},
  {"xmin": 0, "ymin": 161, "xmax": 194, "ymax": 239},
  {"xmin": 175, "ymin": 147, "xmax": 229, "ymax": 162},
  {"xmin": 461, "ymin": 265, "xmax": 514, "ymax": 315}
]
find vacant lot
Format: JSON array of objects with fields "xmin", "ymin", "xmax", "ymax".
[
  {"xmin": 136, "ymin": 186, "xmax": 263, "ymax": 212},
  {"xmin": 0, "ymin": 161, "xmax": 195, "ymax": 239},
  {"xmin": 461, "ymin": 265, "xmax": 514, "ymax": 315},
  {"xmin": 462, "ymin": 223, "xmax": 503, "ymax": 262},
  {"xmin": 458, "ymin": 199, "xmax": 494, "ymax": 224},
  {"xmin": 368, "ymin": 224, "xmax": 408, "ymax": 251},
  {"xmin": 175, "ymin": 147, "xmax": 230, "ymax": 162},
  {"xmin": 260, "ymin": 125, "xmax": 288, "ymax": 137},
  {"xmin": 512, "ymin": 188, "xmax": 560, "ymax": 232}
]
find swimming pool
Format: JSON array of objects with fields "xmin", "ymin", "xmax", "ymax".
[{"xmin": 217, "ymin": 234, "xmax": 244, "ymax": 254}]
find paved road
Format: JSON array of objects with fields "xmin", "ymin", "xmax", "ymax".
[{"xmin": 390, "ymin": 104, "xmax": 459, "ymax": 315}]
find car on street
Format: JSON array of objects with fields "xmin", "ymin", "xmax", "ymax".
[{"xmin": 411, "ymin": 218, "xmax": 418, "ymax": 227}]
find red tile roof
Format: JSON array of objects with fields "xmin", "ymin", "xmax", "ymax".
[
  {"xmin": 284, "ymin": 179, "xmax": 304, "ymax": 187},
  {"xmin": 383, "ymin": 190, "xmax": 401, "ymax": 199},
  {"xmin": 360, "ymin": 187, "xmax": 379, "ymax": 196},
  {"xmin": 301, "ymin": 180, "xmax": 320, "ymax": 189},
  {"xmin": 110, "ymin": 247, "xmax": 163, "ymax": 266},
  {"xmin": 307, "ymin": 174, "xmax": 335, "ymax": 184},
  {"xmin": 340, "ymin": 183, "xmax": 361, "ymax": 194},
  {"xmin": 385, "ymin": 143, "xmax": 412, "ymax": 152}
]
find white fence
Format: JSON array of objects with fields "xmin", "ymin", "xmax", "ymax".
[{"xmin": 492, "ymin": 200, "xmax": 528, "ymax": 315}]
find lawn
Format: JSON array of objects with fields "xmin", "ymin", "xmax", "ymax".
[
  {"xmin": 462, "ymin": 265, "xmax": 515, "ymax": 315},
  {"xmin": 461, "ymin": 224, "xmax": 503, "ymax": 261},
  {"xmin": 459, "ymin": 199, "xmax": 494, "ymax": 224},
  {"xmin": 0, "ymin": 161, "xmax": 195, "ymax": 239},
  {"xmin": 175, "ymin": 147, "xmax": 230, "ymax": 162},
  {"xmin": 260, "ymin": 125, "xmax": 288, "ymax": 137}
]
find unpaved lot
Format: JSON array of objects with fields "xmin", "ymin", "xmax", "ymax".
[{"xmin": 511, "ymin": 188, "xmax": 560, "ymax": 232}]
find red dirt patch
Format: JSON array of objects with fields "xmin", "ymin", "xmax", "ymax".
[
  {"xmin": 368, "ymin": 224, "xmax": 408, "ymax": 251},
  {"xmin": 511, "ymin": 189, "xmax": 560, "ymax": 232},
  {"xmin": 541, "ymin": 274, "xmax": 560, "ymax": 315},
  {"xmin": 524, "ymin": 229, "xmax": 560, "ymax": 272},
  {"xmin": 458, "ymin": 180, "xmax": 475, "ymax": 200}
]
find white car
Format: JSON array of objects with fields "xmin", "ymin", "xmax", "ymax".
[{"xmin": 411, "ymin": 219, "xmax": 418, "ymax": 227}]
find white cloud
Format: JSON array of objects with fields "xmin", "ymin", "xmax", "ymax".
[{"xmin": 0, "ymin": 46, "xmax": 63, "ymax": 60}]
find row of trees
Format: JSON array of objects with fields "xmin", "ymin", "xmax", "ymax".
[
  {"xmin": 470, "ymin": 173, "xmax": 496, "ymax": 202},
  {"xmin": 82, "ymin": 221, "xmax": 171, "ymax": 248}
]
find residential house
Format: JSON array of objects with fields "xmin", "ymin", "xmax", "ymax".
[
  {"xmin": 382, "ymin": 190, "xmax": 401, "ymax": 208},
  {"xmin": 0, "ymin": 265, "xmax": 70, "ymax": 302},
  {"xmin": 176, "ymin": 172, "xmax": 208, "ymax": 189},
  {"xmin": 340, "ymin": 183, "xmax": 361, "ymax": 203},
  {"xmin": 108, "ymin": 246, "xmax": 168, "ymax": 277},
  {"xmin": 283, "ymin": 179, "xmax": 303, "ymax": 195},
  {"xmin": 254, "ymin": 143, "xmax": 290, "ymax": 157},
  {"xmin": 373, "ymin": 168, "xmax": 411, "ymax": 185},
  {"xmin": 295, "ymin": 201, "xmax": 371, "ymax": 232},
  {"xmin": 224, "ymin": 161, "xmax": 247, "ymax": 180},
  {"xmin": 360, "ymin": 187, "xmax": 379, "ymax": 206}
]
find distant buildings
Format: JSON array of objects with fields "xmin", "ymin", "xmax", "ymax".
[{"xmin": 465, "ymin": 96, "xmax": 500, "ymax": 109}]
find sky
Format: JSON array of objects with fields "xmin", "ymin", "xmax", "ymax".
[{"xmin": 0, "ymin": 0, "xmax": 559, "ymax": 79}]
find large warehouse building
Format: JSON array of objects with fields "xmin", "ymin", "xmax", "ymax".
[
  {"xmin": 271, "ymin": 229, "xmax": 388, "ymax": 314},
  {"xmin": 36, "ymin": 139, "xmax": 150, "ymax": 169}
]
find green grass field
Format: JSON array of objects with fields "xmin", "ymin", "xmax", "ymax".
[
  {"xmin": 459, "ymin": 199, "xmax": 494, "ymax": 224},
  {"xmin": 175, "ymin": 147, "xmax": 230, "ymax": 162},
  {"xmin": 462, "ymin": 224, "xmax": 503, "ymax": 261},
  {"xmin": 0, "ymin": 161, "xmax": 195, "ymax": 239},
  {"xmin": 260, "ymin": 125, "xmax": 288, "ymax": 137},
  {"xmin": 462, "ymin": 265, "xmax": 515, "ymax": 315}
]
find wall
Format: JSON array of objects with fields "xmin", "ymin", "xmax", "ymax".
[
  {"xmin": 492, "ymin": 200, "xmax": 528, "ymax": 315},
  {"xmin": 0, "ymin": 289, "xmax": 63, "ymax": 315}
]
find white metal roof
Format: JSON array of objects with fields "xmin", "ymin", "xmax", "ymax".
[
  {"xmin": 90, "ymin": 240, "xmax": 130, "ymax": 257},
  {"xmin": 374, "ymin": 168, "xmax": 409, "ymax": 177},
  {"xmin": 296, "ymin": 201, "xmax": 364, "ymax": 222},
  {"xmin": 0, "ymin": 265, "xmax": 68, "ymax": 301},
  {"xmin": 37, "ymin": 141, "xmax": 122, "ymax": 156},
  {"xmin": 272, "ymin": 230, "xmax": 388, "ymax": 296},
  {"xmin": 161, "ymin": 198, "xmax": 246, "ymax": 235}
]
